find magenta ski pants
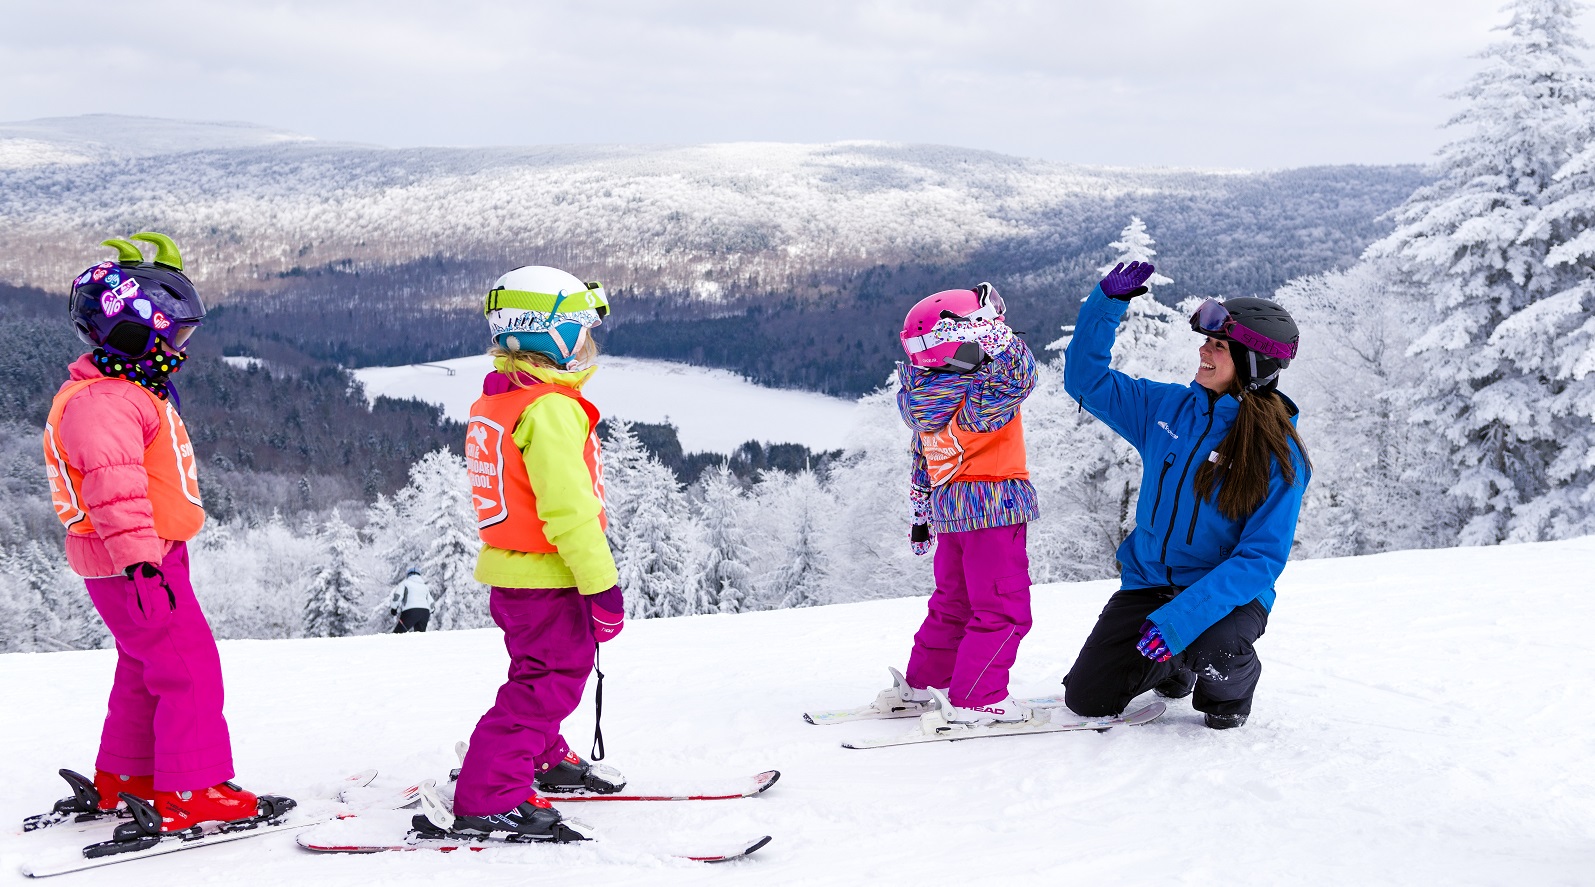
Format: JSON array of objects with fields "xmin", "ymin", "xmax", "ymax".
[
  {"xmin": 905, "ymin": 523, "xmax": 1033, "ymax": 707},
  {"xmin": 82, "ymin": 542, "xmax": 234, "ymax": 792},
  {"xmin": 453, "ymin": 586, "xmax": 595, "ymax": 816}
]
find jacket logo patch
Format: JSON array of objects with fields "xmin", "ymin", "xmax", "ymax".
[
  {"xmin": 1158, "ymin": 421, "xmax": 1178, "ymax": 440},
  {"xmin": 465, "ymin": 417, "xmax": 509, "ymax": 528}
]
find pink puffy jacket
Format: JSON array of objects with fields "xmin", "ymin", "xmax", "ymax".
[{"xmin": 53, "ymin": 355, "xmax": 180, "ymax": 578}]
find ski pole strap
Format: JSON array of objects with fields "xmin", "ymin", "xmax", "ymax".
[{"xmin": 590, "ymin": 641, "xmax": 606, "ymax": 761}]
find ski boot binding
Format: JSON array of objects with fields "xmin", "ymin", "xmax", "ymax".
[{"xmin": 535, "ymin": 751, "xmax": 627, "ymax": 795}]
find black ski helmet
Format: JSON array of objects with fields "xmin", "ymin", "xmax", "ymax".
[{"xmin": 1216, "ymin": 297, "xmax": 1298, "ymax": 392}]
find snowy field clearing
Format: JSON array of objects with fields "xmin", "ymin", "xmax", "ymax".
[
  {"xmin": 2, "ymin": 537, "xmax": 1592, "ymax": 886},
  {"xmin": 350, "ymin": 355, "xmax": 858, "ymax": 454}
]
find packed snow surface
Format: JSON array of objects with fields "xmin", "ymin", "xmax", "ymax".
[
  {"xmin": 351, "ymin": 354, "xmax": 858, "ymax": 453},
  {"xmin": 3, "ymin": 537, "xmax": 1592, "ymax": 885}
]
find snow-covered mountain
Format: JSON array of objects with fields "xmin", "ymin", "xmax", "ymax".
[
  {"xmin": 2, "ymin": 536, "xmax": 1588, "ymax": 884},
  {"xmin": 351, "ymin": 355, "xmax": 858, "ymax": 453},
  {"xmin": 0, "ymin": 115, "xmax": 314, "ymax": 169},
  {"xmin": 0, "ymin": 114, "xmax": 1422, "ymax": 310}
]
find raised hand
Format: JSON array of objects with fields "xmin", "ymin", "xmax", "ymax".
[{"xmin": 1100, "ymin": 261, "xmax": 1156, "ymax": 301}]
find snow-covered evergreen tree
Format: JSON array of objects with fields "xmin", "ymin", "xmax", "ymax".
[
  {"xmin": 764, "ymin": 470, "xmax": 831, "ymax": 609},
  {"xmin": 822, "ymin": 383, "xmax": 935, "ymax": 600},
  {"xmin": 405, "ymin": 449, "xmax": 487, "ymax": 629},
  {"xmin": 303, "ymin": 510, "xmax": 365, "ymax": 638},
  {"xmin": 602, "ymin": 418, "xmax": 703, "ymax": 619},
  {"xmin": 1275, "ymin": 261, "xmax": 1463, "ymax": 555},
  {"xmin": 693, "ymin": 463, "xmax": 753, "ymax": 614},
  {"xmin": 1028, "ymin": 216, "xmax": 1191, "ymax": 580},
  {"xmin": 1371, "ymin": 0, "xmax": 1595, "ymax": 543}
]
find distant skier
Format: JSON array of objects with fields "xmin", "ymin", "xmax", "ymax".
[
  {"xmin": 886, "ymin": 283, "xmax": 1040, "ymax": 724},
  {"xmin": 1060, "ymin": 262, "xmax": 1311, "ymax": 729},
  {"xmin": 439, "ymin": 265, "xmax": 627, "ymax": 842},
  {"xmin": 39, "ymin": 233, "xmax": 272, "ymax": 830},
  {"xmin": 389, "ymin": 567, "xmax": 433, "ymax": 632}
]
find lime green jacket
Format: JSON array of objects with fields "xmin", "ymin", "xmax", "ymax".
[{"xmin": 473, "ymin": 357, "xmax": 620, "ymax": 595}]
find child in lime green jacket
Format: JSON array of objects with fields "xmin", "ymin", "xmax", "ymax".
[{"xmin": 446, "ymin": 265, "xmax": 626, "ymax": 842}]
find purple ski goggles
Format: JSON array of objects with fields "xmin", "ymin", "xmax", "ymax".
[{"xmin": 1189, "ymin": 300, "xmax": 1297, "ymax": 360}]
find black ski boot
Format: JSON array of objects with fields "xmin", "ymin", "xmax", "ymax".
[
  {"xmin": 1154, "ymin": 668, "xmax": 1197, "ymax": 700},
  {"xmin": 1204, "ymin": 712, "xmax": 1248, "ymax": 730},
  {"xmin": 413, "ymin": 795, "xmax": 585, "ymax": 843},
  {"xmin": 535, "ymin": 752, "xmax": 627, "ymax": 795}
]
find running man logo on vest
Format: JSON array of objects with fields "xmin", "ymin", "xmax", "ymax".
[
  {"xmin": 465, "ymin": 416, "xmax": 509, "ymax": 527},
  {"xmin": 921, "ymin": 427, "xmax": 967, "ymax": 487}
]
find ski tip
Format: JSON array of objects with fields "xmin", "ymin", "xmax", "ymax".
[
  {"xmin": 754, "ymin": 771, "xmax": 781, "ymax": 794},
  {"xmin": 693, "ymin": 835, "xmax": 771, "ymax": 863},
  {"xmin": 802, "ymin": 713, "xmax": 816, "ymax": 725}
]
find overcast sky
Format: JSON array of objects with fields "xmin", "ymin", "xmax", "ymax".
[{"xmin": 2, "ymin": 0, "xmax": 1587, "ymax": 169}]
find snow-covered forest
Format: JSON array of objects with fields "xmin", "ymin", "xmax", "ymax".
[{"xmin": 2, "ymin": 0, "xmax": 1593, "ymax": 650}]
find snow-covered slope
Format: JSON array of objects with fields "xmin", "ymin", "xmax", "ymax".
[
  {"xmin": 3, "ymin": 538, "xmax": 1590, "ymax": 885},
  {"xmin": 351, "ymin": 355, "xmax": 859, "ymax": 453}
]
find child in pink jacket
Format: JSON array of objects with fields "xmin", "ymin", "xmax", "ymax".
[{"xmin": 39, "ymin": 233, "xmax": 278, "ymax": 834}]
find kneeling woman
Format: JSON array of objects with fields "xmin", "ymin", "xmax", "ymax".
[{"xmin": 1061, "ymin": 262, "xmax": 1310, "ymax": 729}]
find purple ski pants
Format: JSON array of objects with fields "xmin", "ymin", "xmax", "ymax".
[
  {"xmin": 453, "ymin": 586, "xmax": 595, "ymax": 817},
  {"xmin": 905, "ymin": 523, "xmax": 1033, "ymax": 707},
  {"xmin": 82, "ymin": 543, "xmax": 234, "ymax": 792}
]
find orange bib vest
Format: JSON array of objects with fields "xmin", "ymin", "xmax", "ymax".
[
  {"xmin": 44, "ymin": 377, "xmax": 206, "ymax": 540},
  {"xmin": 466, "ymin": 383, "xmax": 607, "ymax": 553},
  {"xmin": 920, "ymin": 409, "xmax": 1029, "ymax": 487}
]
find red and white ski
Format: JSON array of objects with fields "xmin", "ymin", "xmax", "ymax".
[{"xmin": 297, "ymin": 828, "xmax": 772, "ymax": 864}]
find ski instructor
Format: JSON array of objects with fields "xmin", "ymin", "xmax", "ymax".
[{"xmin": 1059, "ymin": 262, "xmax": 1310, "ymax": 729}]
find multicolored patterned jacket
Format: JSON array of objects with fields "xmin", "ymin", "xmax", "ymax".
[{"xmin": 897, "ymin": 339, "xmax": 1040, "ymax": 534}]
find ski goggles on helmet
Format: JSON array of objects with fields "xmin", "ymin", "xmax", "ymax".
[
  {"xmin": 900, "ymin": 283, "xmax": 1005, "ymax": 357},
  {"xmin": 484, "ymin": 282, "xmax": 609, "ymax": 322},
  {"xmin": 104, "ymin": 319, "xmax": 199, "ymax": 357},
  {"xmin": 1189, "ymin": 299, "xmax": 1297, "ymax": 360}
]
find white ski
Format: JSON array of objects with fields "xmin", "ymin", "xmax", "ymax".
[
  {"xmin": 841, "ymin": 697, "xmax": 1166, "ymax": 749},
  {"xmin": 804, "ymin": 667, "xmax": 1070, "ymax": 725}
]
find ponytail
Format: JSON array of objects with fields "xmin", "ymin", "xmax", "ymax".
[{"xmin": 1193, "ymin": 388, "xmax": 1310, "ymax": 521}]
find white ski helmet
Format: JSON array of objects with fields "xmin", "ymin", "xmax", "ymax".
[{"xmin": 483, "ymin": 265, "xmax": 609, "ymax": 366}]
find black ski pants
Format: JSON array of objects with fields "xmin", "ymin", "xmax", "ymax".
[
  {"xmin": 394, "ymin": 608, "xmax": 430, "ymax": 633},
  {"xmin": 1063, "ymin": 586, "xmax": 1268, "ymax": 718}
]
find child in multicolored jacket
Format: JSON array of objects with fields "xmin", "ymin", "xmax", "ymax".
[
  {"xmin": 889, "ymin": 283, "xmax": 1039, "ymax": 724},
  {"xmin": 442, "ymin": 265, "xmax": 627, "ymax": 843}
]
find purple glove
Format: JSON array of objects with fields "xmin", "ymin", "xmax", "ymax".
[
  {"xmin": 1136, "ymin": 620, "xmax": 1173, "ymax": 662},
  {"xmin": 1100, "ymin": 262, "xmax": 1156, "ymax": 301},
  {"xmin": 125, "ymin": 563, "xmax": 175, "ymax": 628},
  {"xmin": 590, "ymin": 585, "xmax": 624, "ymax": 642},
  {"xmin": 910, "ymin": 485, "xmax": 933, "ymax": 556}
]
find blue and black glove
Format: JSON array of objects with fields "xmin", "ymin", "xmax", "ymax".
[
  {"xmin": 1100, "ymin": 262, "xmax": 1156, "ymax": 301},
  {"xmin": 1136, "ymin": 620, "xmax": 1173, "ymax": 663}
]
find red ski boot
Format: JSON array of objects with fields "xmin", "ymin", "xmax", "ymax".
[
  {"xmin": 154, "ymin": 782, "xmax": 259, "ymax": 831},
  {"xmin": 93, "ymin": 771, "xmax": 154, "ymax": 812}
]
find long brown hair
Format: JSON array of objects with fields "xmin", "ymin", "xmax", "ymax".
[{"xmin": 1193, "ymin": 387, "xmax": 1311, "ymax": 521}]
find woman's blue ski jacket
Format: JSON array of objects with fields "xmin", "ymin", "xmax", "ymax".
[{"xmin": 1063, "ymin": 285, "xmax": 1310, "ymax": 655}]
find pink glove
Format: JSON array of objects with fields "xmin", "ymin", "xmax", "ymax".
[
  {"xmin": 125, "ymin": 563, "xmax": 175, "ymax": 628},
  {"xmin": 590, "ymin": 585, "xmax": 624, "ymax": 642}
]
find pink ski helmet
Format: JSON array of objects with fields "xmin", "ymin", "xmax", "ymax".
[{"xmin": 900, "ymin": 282, "xmax": 1005, "ymax": 371}]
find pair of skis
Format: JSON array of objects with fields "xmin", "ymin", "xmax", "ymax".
[
  {"xmin": 20, "ymin": 764, "xmax": 779, "ymax": 876},
  {"xmin": 804, "ymin": 668, "xmax": 1166, "ymax": 747}
]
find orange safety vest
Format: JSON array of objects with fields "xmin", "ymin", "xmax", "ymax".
[
  {"xmin": 466, "ymin": 383, "xmax": 607, "ymax": 553},
  {"xmin": 44, "ymin": 377, "xmax": 206, "ymax": 540},
  {"xmin": 919, "ymin": 409, "xmax": 1029, "ymax": 487}
]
